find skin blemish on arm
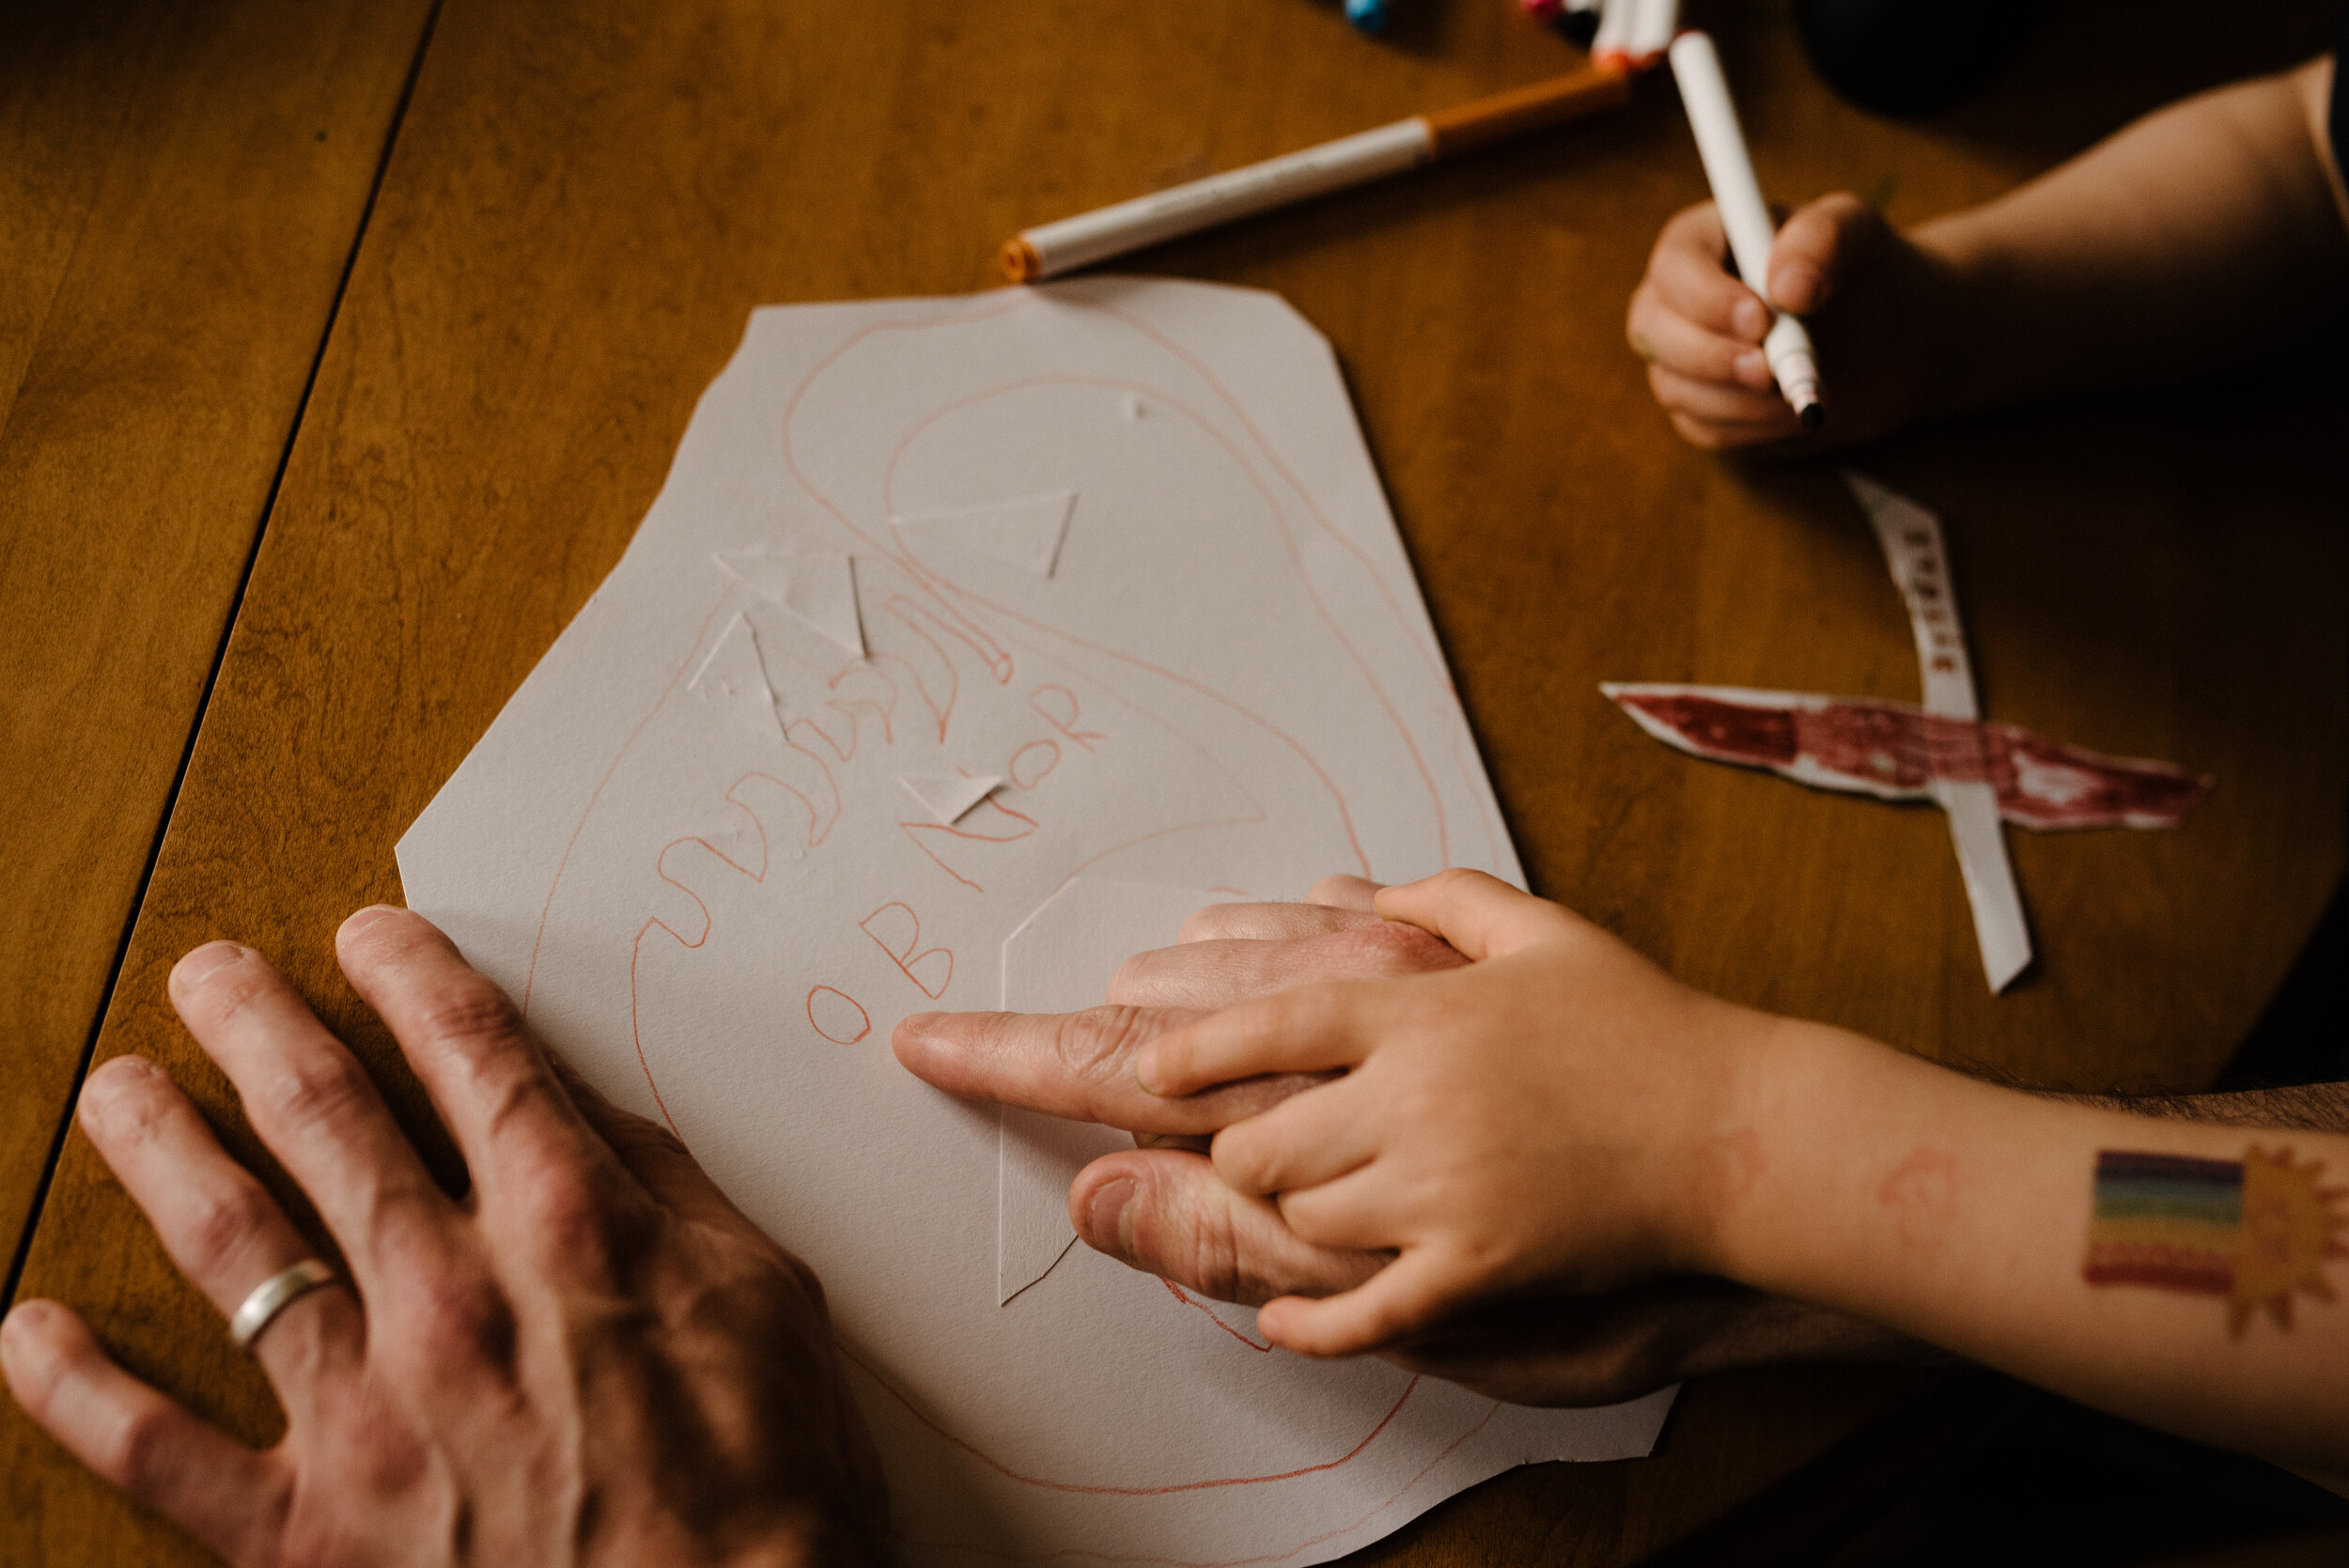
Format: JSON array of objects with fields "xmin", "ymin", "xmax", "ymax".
[
  {"xmin": 1876, "ymin": 1148, "xmax": 1958, "ymax": 1251},
  {"xmin": 1703, "ymin": 1126, "xmax": 1766, "ymax": 1215},
  {"xmin": 2082, "ymin": 1146, "xmax": 2349, "ymax": 1335}
]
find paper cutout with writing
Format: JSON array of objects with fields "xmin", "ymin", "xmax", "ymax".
[
  {"xmin": 1604, "ymin": 474, "xmax": 2208, "ymax": 994},
  {"xmin": 397, "ymin": 278, "xmax": 1667, "ymax": 1566}
]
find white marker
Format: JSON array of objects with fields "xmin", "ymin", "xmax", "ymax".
[
  {"xmin": 1667, "ymin": 31, "xmax": 1826, "ymax": 430},
  {"xmin": 1593, "ymin": 0, "xmax": 1678, "ymax": 71},
  {"xmin": 1001, "ymin": 66, "xmax": 1633, "ymax": 281}
]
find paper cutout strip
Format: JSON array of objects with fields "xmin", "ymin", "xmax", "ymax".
[{"xmin": 1603, "ymin": 684, "xmax": 2211, "ymax": 831}]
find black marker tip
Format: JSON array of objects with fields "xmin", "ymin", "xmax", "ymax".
[{"xmin": 1798, "ymin": 403, "xmax": 1826, "ymax": 432}]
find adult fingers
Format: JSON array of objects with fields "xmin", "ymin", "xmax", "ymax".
[
  {"xmin": 167, "ymin": 939, "xmax": 453, "ymax": 1290},
  {"xmin": 894, "ymin": 1007, "xmax": 1336, "ymax": 1134},
  {"xmin": 1305, "ymin": 875, "xmax": 1383, "ymax": 911},
  {"xmin": 1109, "ymin": 923, "xmax": 1466, "ymax": 1011},
  {"xmin": 1, "ymin": 1300, "xmax": 289, "ymax": 1566},
  {"xmin": 1133, "ymin": 982, "xmax": 1373, "ymax": 1099},
  {"xmin": 1256, "ymin": 1247, "xmax": 1468, "ymax": 1358},
  {"xmin": 1070, "ymin": 1150, "xmax": 1384, "ymax": 1305},
  {"xmin": 1627, "ymin": 287, "xmax": 1775, "ymax": 391},
  {"xmin": 1374, "ymin": 869, "xmax": 1572, "ymax": 963},
  {"xmin": 1176, "ymin": 902, "xmax": 1376, "ymax": 943},
  {"xmin": 1764, "ymin": 192, "xmax": 1877, "ymax": 315},
  {"xmin": 543, "ymin": 1052, "xmax": 742, "ymax": 1232},
  {"xmin": 75, "ymin": 1057, "xmax": 363, "ymax": 1399},
  {"xmin": 1210, "ymin": 1079, "xmax": 1377, "ymax": 1199},
  {"xmin": 335, "ymin": 908, "xmax": 613, "ymax": 1196},
  {"xmin": 1641, "ymin": 202, "xmax": 1770, "ymax": 340}
]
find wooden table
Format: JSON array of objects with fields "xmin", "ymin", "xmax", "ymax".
[{"xmin": 4, "ymin": 0, "xmax": 2343, "ymax": 1561}]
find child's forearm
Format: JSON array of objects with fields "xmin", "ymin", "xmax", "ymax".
[
  {"xmin": 1705, "ymin": 1022, "xmax": 2349, "ymax": 1473},
  {"xmin": 1910, "ymin": 59, "xmax": 2349, "ymax": 418}
]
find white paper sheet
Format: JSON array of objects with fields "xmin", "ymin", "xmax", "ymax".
[{"xmin": 397, "ymin": 277, "xmax": 1670, "ymax": 1565}]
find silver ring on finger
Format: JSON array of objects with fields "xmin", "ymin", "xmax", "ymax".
[{"xmin": 228, "ymin": 1259, "xmax": 340, "ymax": 1354}]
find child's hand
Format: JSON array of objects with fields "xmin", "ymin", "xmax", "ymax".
[
  {"xmin": 1625, "ymin": 193, "xmax": 1959, "ymax": 450},
  {"xmin": 1135, "ymin": 869, "xmax": 1781, "ymax": 1358}
]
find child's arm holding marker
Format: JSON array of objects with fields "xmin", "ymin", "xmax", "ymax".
[
  {"xmin": 1137, "ymin": 871, "xmax": 2349, "ymax": 1475},
  {"xmin": 1630, "ymin": 56, "xmax": 2349, "ymax": 450}
]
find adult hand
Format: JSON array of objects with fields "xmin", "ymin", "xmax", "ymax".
[
  {"xmin": 1625, "ymin": 194, "xmax": 1962, "ymax": 450},
  {"xmin": 896, "ymin": 875, "xmax": 1900, "ymax": 1405},
  {"xmin": 1136, "ymin": 869, "xmax": 1781, "ymax": 1360},
  {"xmin": 1, "ymin": 908, "xmax": 886, "ymax": 1568}
]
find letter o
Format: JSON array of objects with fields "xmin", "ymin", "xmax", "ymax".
[
  {"xmin": 806, "ymin": 985, "xmax": 872, "ymax": 1045},
  {"xmin": 1009, "ymin": 738, "xmax": 1061, "ymax": 790}
]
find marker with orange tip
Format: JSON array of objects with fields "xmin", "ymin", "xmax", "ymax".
[{"xmin": 1000, "ymin": 64, "xmax": 1634, "ymax": 283}]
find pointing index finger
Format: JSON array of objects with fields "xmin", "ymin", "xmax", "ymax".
[{"xmin": 894, "ymin": 1007, "xmax": 1332, "ymax": 1135}]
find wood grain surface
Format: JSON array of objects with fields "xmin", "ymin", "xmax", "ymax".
[
  {"xmin": 5, "ymin": 0, "xmax": 2345, "ymax": 1561},
  {"xmin": 0, "ymin": 0, "xmax": 437, "ymax": 1293}
]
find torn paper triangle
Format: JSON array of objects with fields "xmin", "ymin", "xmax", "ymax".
[
  {"xmin": 687, "ymin": 613, "xmax": 784, "ymax": 742},
  {"xmin": 714, "ymin": 548, "xmax": 864, "ymax": 658},
  {"xmin": 898, "ymin": 771, "xmax": 1002, "ymax": 826},
  {"xmin": 893, "ymin": 490, "xmax": 1074, "ymax": 579}
]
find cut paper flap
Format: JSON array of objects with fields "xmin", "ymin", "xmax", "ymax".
[
  {"xmin": 1600, "ymin": 685, "xmax": 2210, "ymax": 831},
  {"xmin": 893, "ymin": 490, "xmax": 1075, "ymax": 579},
  {"xmin": 687, "ymin": 613, "xmax": 783, "ymax": 741},
  {"xmin": 715, "ymin": 548, "xmax": 864, "ymax": 658},
  {"xmin": 996, "ymin": 878, "xmax": 1223, "ymax": 1305},
  {"xmin": 898, "ymin": 771, "xmax": 1001, "ymax": 826}
]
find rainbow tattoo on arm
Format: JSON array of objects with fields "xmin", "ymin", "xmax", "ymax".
[{"xmin": 2084, "ymin": 1146, "xmax": 2349, "ymax": 1334}]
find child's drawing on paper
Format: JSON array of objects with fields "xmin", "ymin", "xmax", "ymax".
[{"xmin": 398, "ymin": 278, "xmax": 1671, "ymax": 1566}]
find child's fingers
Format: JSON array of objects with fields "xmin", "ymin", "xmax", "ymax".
[
  {"xmin": 1255, "ymin": 1248, "xmax": 1468, "ymax": 1358},
  {"xmin": 1304, "ymin": 875, "xmax": 1384, "ymax": 912},
  {"xmin": 1670, "ymin": 411, "xmax": 1798, "ymax": 452},
  {"xmin": 1135, "ymin": 982, "xmax": 1371, "ymax": 1097},
  {"xmin": 1764, "ymin": 192, "xmax": 1876, "ymax": 315},
  {"xmin": 1175, "ymin": 901, "xmax": 1369, "ymax": 943},
  {"xmin": 1209, "ymin": 1079, "xmax": 1376, "ymax": 1198},
  {"xmin": 1645, "ymin": 365, "xmax": 1792, "ymax": 427},
  {"xmin": 1642, "ymin": 202, "xmax": 1770, "ymax": 340},
  {"xmin": 1111, "ymin": 923, "xmax": 1461, "ymax": 1011},
  {"xmin": 1068, "ymin": 1150, "xmax": 1384, "ymax": 1304},
  {"xmin": 1627, "ymin": 299, "xmax": 1774, "ymax": 392},
  {"xmin": 1374, "ymin": 869, "xmax": 1568, "ymax": 963}
]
